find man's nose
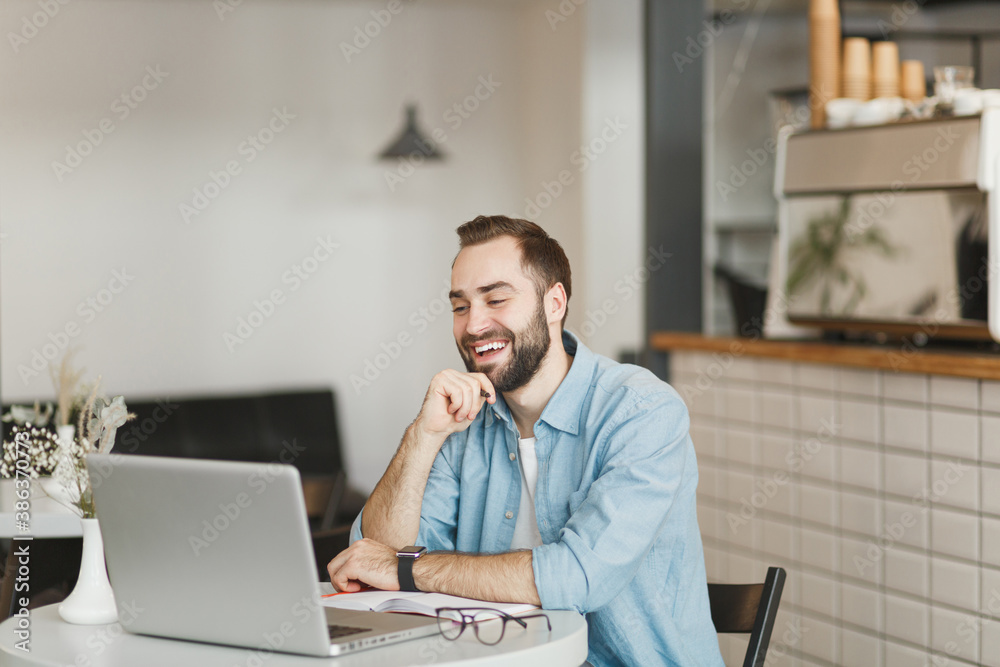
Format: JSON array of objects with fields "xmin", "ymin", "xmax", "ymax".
[{"xmin": 465, "ymin": 304, "xmax": 491, "ymax": 335}]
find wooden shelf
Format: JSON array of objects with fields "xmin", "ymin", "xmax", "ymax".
[{"xmin": 650, "ymin": 332, "xmax": 1000, "ymax": 380}]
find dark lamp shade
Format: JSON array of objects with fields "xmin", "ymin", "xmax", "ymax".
[{"xmin": 378, "ymin": 105, "xmax": 445, "ymax": 160}]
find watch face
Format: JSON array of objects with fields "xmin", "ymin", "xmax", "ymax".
[{"xmin": 396, "ymin": 546, "xmax": 427, "ymax": 558}]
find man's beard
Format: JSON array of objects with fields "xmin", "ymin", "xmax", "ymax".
[{"xmin": 458, "ymin": 301, "xmax": 551, "ymax": 394}]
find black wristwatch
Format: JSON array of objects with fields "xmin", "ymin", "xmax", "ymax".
[{"xmin": 396, "ymin": 546, "xmax": 427, "ymax": 592}]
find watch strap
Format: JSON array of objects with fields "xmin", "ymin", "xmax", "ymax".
[{"xmin": 398, "ymin": 555, "xmax": 419, "ymax": 592}]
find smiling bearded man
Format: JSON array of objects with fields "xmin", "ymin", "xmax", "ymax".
[
  {"xmin": 327, "ymin": 215, "xmax": 724, "ymax": 667},
  {"xmin": 457, "ymin": 298, "xmax": 550, "ymax": 393}
]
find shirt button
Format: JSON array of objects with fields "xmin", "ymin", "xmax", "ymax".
[
  {"xmin": 509, "ymin": 452, "xmax": 516, "ymax": 461},
  {"xmin": 505, "ymin": 511, "xmax": 514, "ymax": 520}
]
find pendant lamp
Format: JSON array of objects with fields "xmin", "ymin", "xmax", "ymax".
[{"xmin": 378, "ymin": 104, "xmax": 444, "ymax": 161}]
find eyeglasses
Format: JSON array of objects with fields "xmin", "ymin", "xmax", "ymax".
[{"xmin": 434, "ymin": 607, "xmax": 552, "ymax": 645}]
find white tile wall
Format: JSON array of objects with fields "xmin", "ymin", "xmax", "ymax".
[
  {"xmin": 799, "ymin": 615, "xmax": 839, "ymax": 665},
  {"xmin": 982, "ymin": 380, "xmax": 1000, "ymax": 414},
  {"xmin": 929, "ymin": 375, "xmax": 980, "ymax": 411},
  {"xmin": 796, "ymin": 363, "xmax": 838, "ymax": 393},
  {"xmin": 767, "ymin": 476, "xmax": 798, "ymax": 519},
  {"xmin": 721, "ymin": 386, "xmax": 756, "ymax": 424},
  {"xmin": 884, "ymin": 548, "xmax": 929, "ymax": 598},
  {"xmin": 930, "ymin": 606, "xmax": 980, "ymax": 664},
  {"xmin": 796, "ymin": 435, "xmax": 838, "ymax": 483},
  {"xmin": 981, "ymin": 618, "xmax": 1000, "ymax": 667},
  {"xmin": 799, "ymin": 484, "xmax": 837, "ymax": 527},
  {"xmin": 799, "ymin": 572, "xmax": 838, "ymax": 618},
  {"xmin": 931, "ymin": 508, "xmax": 979, "ymax": 561},
  {"xmin": 760, "ymin": 434, "xmax": 794, "ymax": 472},
  {"xmin": 727, "ymin": 356, "xmax": 757, "ymax": 382},
  {"xmin": 674, "ymin": 352, "xmax": 997, "ymax": 667},
  {"xmin": 885, "ymin": 593, "xmax": 929, "ymax": 647},
  {"xmin": 883, "ymin": 402, "xmax": 929, "ymax": 452},
  {"xmin": 882, "ymin": 370, "xmax": 928, "ymax": 404},
  {"xmin": 799, "ymin": 395, "xmax": 837, "ymax": 435},
  {"xmin": 840, "ymin": 580, "xmax": 882, "ymax": 632},
  {"xmin": 841, "ymin": 628, "xmax": 881, "ymax": 667},
  {"xmin": 884, "ymin": 499, "xmax": 929, "ymax": 551},
  {"xmin": 929, "ymin": 459, "xmax": 979, "ymax": 512},
  {"xmin": 982, "ymin": 516, "xmax": 1000, "ymax": 560},
  {"xmin": 930, "ymin": 557, "xmax": 980, "ymax": 610},
  {"xmin": 839, "ymin": 399, "xmax": 879, "ymax": 444},
  {"xmin": 840, "ymin": 534, "xmax": 881, "ymax": 586},
  {"xmin": 981, "ymin": 569, "xmax": 1000, "ymax": 614},
  {"xmin": 727, "ymin": 470, "xmax": 755, "ymax": 507},
  {"xmin": 884, "ymin": 641, "xmax": 928, "ymax": 667},
  {"xmin": 726, "ymin": 427, "xmax": 756, "ymax": 467},
  {"xmin": 757, "ymin": 359, "xmax": 795, "ymax": 386},
  {"xmin": 839, "ymin": 445, "xmax": 880, "ymax": 491},
  {"xmin": 762, "ymin": 518, "xmax": 798, "ymax": 561},
  {"xmin": 839, "ymin": 367, "xmax": 880, "ymax": 398},
  {"xmin": 883, "ymin": 452, "xmax": 927, "ymax": 500},
  {"xmin": 758, "ymin": 391, "xmax": 796, "ymax": 431},
  {"xmin": 983, "ymin": 415, "xmax": 1000, "ymax": 465},
  {"xmin": 840, "ymin": 491, "xmax": 880, "ymax": 536},
  {"xmin": 982, "ymin": 467, "xmax": 1000, "ymax": 516},
  {"xmin": 930, "ymin": 409, "xmax": 979, "ymax": 460},
  {"xmin": 800, "ymin": 526, "xmax": 838, "ymax": 573}
]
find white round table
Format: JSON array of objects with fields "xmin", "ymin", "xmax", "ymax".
[{"xmin": 0, "ymin": 604, "xmax": 589, "ymax": 666}]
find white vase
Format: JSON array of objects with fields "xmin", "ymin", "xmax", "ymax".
[{"xmin": 58, "ymin": 518, "xmax": 118, "ymax": 624}]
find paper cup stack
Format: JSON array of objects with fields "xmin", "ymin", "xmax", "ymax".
[
  {"xmin": 872, "ymin": 41, "xmax": 900, "ymax": 98},
  {"xmin": 810, "ymin": 0, "xmax": 841, "ymax": 128},
  {"xmin": 901, "ymin": 60, "xmax": 927, "ymax": 102},
  {"xmin": 842, "ymin": 37, "xmax": 872, "ymax": 100}
]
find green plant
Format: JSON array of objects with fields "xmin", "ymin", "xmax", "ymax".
[{"xmin": 785, "ymin": 197, "xmax": 897, "ymax": 315}]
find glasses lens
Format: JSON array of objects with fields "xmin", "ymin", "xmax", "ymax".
[
  {"xmin": 471, "ymin": 610, "xmax": 505, "ymax": 645},
  {"xmin": 437, "ymin": 612, "xmax": 464, "ymax": 640}
]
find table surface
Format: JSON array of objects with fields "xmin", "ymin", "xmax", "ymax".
[{"xmin": 0, "ymin": 604, "xmax": 589, "ymax": 667}]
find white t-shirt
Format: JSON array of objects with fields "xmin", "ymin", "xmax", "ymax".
[{"xmin": 509, "ymin": 436, "xmax": 543, "ymax": 550}]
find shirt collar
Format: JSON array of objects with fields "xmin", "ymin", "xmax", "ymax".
[{"xmin": 486, "ymin": 330, "xmax": 594, "ymax": 436}]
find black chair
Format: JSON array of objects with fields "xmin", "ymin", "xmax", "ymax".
[
  {"xmin": 707, "ymin": 566, "xmax": 786, "ymax": 667},
  {"xmin": 311, "ymin": 525, "xmax": 352, "ymax": 580}
]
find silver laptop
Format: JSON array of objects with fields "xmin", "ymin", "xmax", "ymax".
[{"xmin": 87, "ymin": 454, "xmax": 439, "ymax": 657}]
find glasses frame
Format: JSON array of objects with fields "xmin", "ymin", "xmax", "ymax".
[{"xmin": 434, "ymin": 607, "xmax": 552, "ymax": 645}]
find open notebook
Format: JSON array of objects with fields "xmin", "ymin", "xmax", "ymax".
[{"xmin": 319, "ymin": 585, "xmax": 539, "ymax": 620}]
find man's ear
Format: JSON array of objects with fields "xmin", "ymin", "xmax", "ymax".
[{"xmin": 545, "ymin": 283, "xmax": 568, "ymax": 325}]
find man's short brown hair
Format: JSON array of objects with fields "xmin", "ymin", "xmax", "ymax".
[{"xmin": 455, "ymin": 215, "xmax": 572, "ymax": 324}]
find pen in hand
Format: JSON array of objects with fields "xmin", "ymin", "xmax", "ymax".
[{"xmin": 480, "ymin": 390, "xmax": 492, "ymax": 399}]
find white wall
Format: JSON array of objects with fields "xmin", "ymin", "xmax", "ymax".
[
  {"xmin": 0, "ymin": 0, "xmax": 598, "ymax": 491},
  {"xmin": 580, "ymin": 0, "xmax": 646, "ymax": 357}
]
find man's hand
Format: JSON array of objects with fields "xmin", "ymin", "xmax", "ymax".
[
  {"xmin": 414, "ymin": 369, "xmax": 496, "ymax": 438},
  {"xmin": 359, "ymin": 370, "xmax": 495, "ymax": 550},
  {"xmin": 327, "ymin": 538, "xmax": 400, "ymax": 592}
]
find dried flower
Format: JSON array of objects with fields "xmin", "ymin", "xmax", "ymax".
[
  {"xmin": 2, "ymin": 403, "xmax": 54, "ymax": 428},
  {"xmin": 97, "ymin": 396, "xmax": 130, "ymax": 454},
  {"xmin": 2, "ymin": 387, "xmax": 134, "ymax": 519},
  {"xmin": 0, "ymin": 424, "xmax": 61, "ymax": 478},
  {"xmin": 50, "ymin": 348, "xmax": 86, "ymax": 428}
]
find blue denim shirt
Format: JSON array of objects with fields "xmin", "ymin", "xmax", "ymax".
[{"xmin": 351, "ymin": 331, "xmax": 723, "ymax": 666}]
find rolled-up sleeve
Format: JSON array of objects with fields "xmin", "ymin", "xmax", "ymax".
[
  {"xmin": 531, "ymin": 391, "xmax": 692, "ymax": 613},
  {"xmin": 413, "ymin": 437, "xmax": 462, "ymax": 551},
  {"xmin": 349, "ymin": 432, "xmax": 465, "ymax": 551}
]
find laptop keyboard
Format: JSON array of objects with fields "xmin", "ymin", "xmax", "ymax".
[{"xmin": 328, "ymin": 624, "xmax": 371, "ymax": 640}]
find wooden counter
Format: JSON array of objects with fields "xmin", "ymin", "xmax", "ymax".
[{"xmin": 649, "ymin": 331, "xmax": 1000, "ymax": 380}]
